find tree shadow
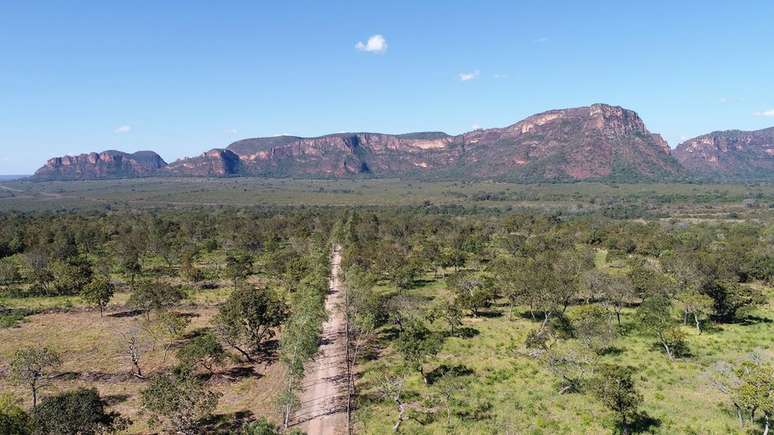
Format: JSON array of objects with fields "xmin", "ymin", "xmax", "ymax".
[
  {"xmin": 597, "ymin": 346, "xmax": 624, "ymax": 356},
  {"xmin": 179, "ymin": 326, "xmax": 212, "ymax": 341},
  {"xmin": 448, "ymin": 326, "xmax": 479, "ymax": 339},
  {"xmin": 52, "ymin": 371, "xmax": 80, "ymax": 380},
  {"xmin": 107, "ymin": 309, "xmax": 144, "ymax": 318},
  {"xmin": 517, "ymin": 310, "xmax": 550, "ymax": 322},
  {"xmin": 218, "ymin": 365, "xmax": 262, "ymax": 381},
  {"xmin": 740, "ymin": 315, "xmax": 773, "ymax": 325},
  {"xmin": 549, "ymin": 314, "xmax": 574, "ymax": 338},
  {"xmin": 698, "ymin": 321, "xmax": 724, "ymax": 334},
  {"xmin": 647, "ymin": 342, "xmax": 693, "ymax": 359},
  {"xmin": 473, "ymin": 310, "xmax": 502, "ymax": 319},
  {"xmin": 381, "ymin": 325, "xmax": 402, "ymax": 342},
  {"xmin": 624, "ymin": 411, "xmax": 661, "ymax": 433},
  {"xmin": 198, "ymin": 410, "xmax": 254, "ymax": 434},
  {"xmin": 103, "ymin": 394, "xmax": 131, "ymax": 406},
  {"xmin": 197, "ymin": 281, "xmax": 219, "ymax": 290},
  {"xmin": 426, "ymin": 364, "xmax": 474, "ymax": 385},
  {"xmin": 256, "ymin": 339, "xmax": 280, "ymax": 363}
]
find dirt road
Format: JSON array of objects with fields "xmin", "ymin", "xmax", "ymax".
[{"xmin": 294, "ymin": 245, "xmax": 348, "ymax": 434}]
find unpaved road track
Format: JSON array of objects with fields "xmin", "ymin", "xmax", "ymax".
[{"xmin": 294, "ymin": 246, "xmax": 348, "ymax": 434}]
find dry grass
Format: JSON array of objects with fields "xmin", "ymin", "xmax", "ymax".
[{"xmin": 0, "ymin": 307, "xmax": 285, "ymax": 433}]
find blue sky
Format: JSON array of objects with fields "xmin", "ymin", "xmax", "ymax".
[{"xmin": 1, "ymin": 1, "xmax": 773, "ymax": 174}]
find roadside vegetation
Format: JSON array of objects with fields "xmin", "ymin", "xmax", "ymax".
[
  {"xmin": 336, "ymin": 209, "xmax": 773, "ymax": 434},
  {"xmin": 0, "ymin": 209, "xmax": 335, "ymax": 433},
  {"xmin": 0, "ymin": 180, "xmax": 772, "ymax": 434}
]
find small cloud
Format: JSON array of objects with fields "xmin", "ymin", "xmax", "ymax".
[
  {"xmin": 459, "ymin": 70, "xmax": 480, "ymax": 81},
  {"xmin": 114, "ymin": 125, "xmax": 131, "ymax": 134},
  {"xmin": 534, "ymin": 37, "xmax": 549, "ymax": 43},
  {"xmin": 272, "ymin": 133, "xmax": 290, "ymax": 137},
  {"xmin": 753, "ymin": 109, "xmax": 774, "ymax": 117},
  {"xmin": 719, "ymin": 97, "xmax": 743, "ymax": 104},
  {"xmin": 493, "ymin": 73, "xmax": 508, "ymax": 79},
  {"xmin": 355, "ymin": 34, "xmax": 387, "ymax": 54},
  {"xmin": 471, "ymin": 123, "xmax": 481, "ymax": 130},
  {"xmin": 224, "ymin": 128, "xmax": 238, "ymax": 134}
]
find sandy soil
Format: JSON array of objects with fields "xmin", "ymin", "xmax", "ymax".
[{"xmin": 294, "ymin": 246, "xmax": 348, "ymax": 434}]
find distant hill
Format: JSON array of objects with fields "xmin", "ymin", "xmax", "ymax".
[
  {"xmin": 34, "ymin": 103, "xmax": 772, "ymax": 182},
  {"xmin": 213, "ymin": 104, "xmax": 682, "ymax": 181},
  {"xmin": 673, "ymin": 127, "xmax": 774, "ymax": 180},
  {"xmin": 33, "ymin": 150, "xmax": 166, "ymax": 180},
  {"xmin": 0, "ymin": 175, "xmax": 29, "ymax": 181}
]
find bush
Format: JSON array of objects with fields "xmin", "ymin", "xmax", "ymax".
[
  {"xmin": 128, "ymin": 280, "xmax": 186, "ymax": 315},
  {"xmin": 176, "ymin": 332, "xmax": 225, "ymax": 373},
  {"xmin": 0, "ymin": 258, "xmax": 21, "ymax": 285},
  {"xmin": 0, "ymin": 393, "xmax": 30, "ymax": 435},
  {"xmin": 213, "ymin": 286, "xmax": 288, "ymax": 362},
  {"xmin": 590, "ymin": 365, "xmax": 642, "ymax": 433},
  {"xmin": 31, "ymin": 388, "xmax": 126, "ymax": 435},
  {"xmin": 0, "ymin": 308, "xmax": 34, "ymax": 329},
  {"xmin": 140, "ymin": 371, "xmax": 220, "ymax": 434},
  {"xmin": 242, "ymin": 417, "xmax": 279, "ymax": 435}
]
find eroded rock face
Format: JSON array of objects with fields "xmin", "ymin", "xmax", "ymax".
[
  {"xmin": 221, "ymin": 104, "xmax": 682, "ymax": 181},
  {"xmin": 164, "ymin": 149, "xmax": 241, "ymax": 177},
  {"xmin": 33, "ymin": 150, "xmax": 166, "ymax": 180},
  {"xmin": 673, "ymin": 128, "xmax": 774, "ymax": 178},
  {"xmin": 454, "ymin": 104, "xmax": 681, "ymax": 180},
  {"xmin": 31, "ymin": 104, "xmax": 689, "ymax": 181}
]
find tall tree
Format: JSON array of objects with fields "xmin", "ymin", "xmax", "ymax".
[
  {"xmin": 214, "ymin": 286, "xmax": 288, "ymax": 362},
  {"xmin": 31, "ymin": 388, "xmax": 127, "ymax": 435},
  {"xmin": 9, "ymin": 347, "xmax": 62, "ymax": 408},
  {"xmin": 636, "ymin": 295, "xmax": 686, "ymax": 360},
  {"xmin": 395, "ymin": 319, "xmax": 441, "ymax": 383},
  {"xmin": 141, "ymin": 371, "xmax": 220, "ymax": 434},
  {"xmin": 80, "ymin": 276, "xmax": 115, "ymax": 317},
  {"xmin": 224, "ymin": 253, "xmax": 253, "ymax": 289},
  {"xmin": 591, "ymin": 365, "xmax": 643, "ymax": 435}
]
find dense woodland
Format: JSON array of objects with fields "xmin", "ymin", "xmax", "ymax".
[{"xmin": 0, "ymin": 205, "xmax": 772, "ymax": 434}]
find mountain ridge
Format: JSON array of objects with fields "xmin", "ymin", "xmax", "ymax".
[
  {"xmin": 30, "ymin": 103, "xmax": 771, "ymax": 182},
  {"xmin": 673, "ymin": 127, "xmax": 774, "ymax": 179}
]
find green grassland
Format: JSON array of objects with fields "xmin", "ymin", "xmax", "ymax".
[
  {"xmin": 1, "ymin": 178, "xmax": 772, "ymax": 434},
  {"xmin": 353, "ymin": 262, "xmax": 774, "ymax": 434},
  {"xmin": 1, "ymin": 178, "xmax": 773, "ymax": 218},
  {"xmin": 0, "ymin": 251, "xmax": 286, "ymax": 433}
]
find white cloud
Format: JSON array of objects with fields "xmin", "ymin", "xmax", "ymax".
[
  {"xmin": 355, "ymin": 34, "xmax": 387, "ymax": 54},
  {"xmin": 459, "ymin": 70, "xmax": 480, "ymax": 81},
  {"xmin": 472, "ymin": 123, "xmax": 481, "ymax": 130},
  {"xmin": 753, "ymin": 109, "xmax": 774, "ymax": 117},
  {"xmin": 224, "ymin": 128, "xmax": 238, "ymax": 134},
  {"xmin": 493, "ymin": 73, "xmax": 508, "ymax": 79},
  {"xmin": 114, "ymin": 125, "xmax": 131, "ymax": 134},
  {"xmin": 534, "ymin": 37, "xmax": 549, "ymax": 43}
]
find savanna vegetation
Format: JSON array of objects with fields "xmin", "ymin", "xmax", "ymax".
[
  {"xmin": 0, "ymin": 179, "xmax": 772, "ymax": 434},
  {"xmin": 0, "ymin": 208, "xmax": 334, "ymax": 433},
  {"xmin": 336, "ymin": 209, "xmax": 773, "ymax": 434}
]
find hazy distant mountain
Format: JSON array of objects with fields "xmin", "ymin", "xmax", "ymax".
[
  {"xmin": 33, "ymin": 150, "xmax": 166, "ymax": 180},
  {"xmin": 0, "ymin": 175, "xmax": 29, "ymax": 181},
  {"xmin": 673, "ymin": 127, "xmax": 774, "ymax": 179},
  {"xmin": 164, "ymin": 149, "xmax": 241, "ymax": 177},
  {"xmin": 31, "ymin": 104, "xmax": 690, "ymax": 182}
]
